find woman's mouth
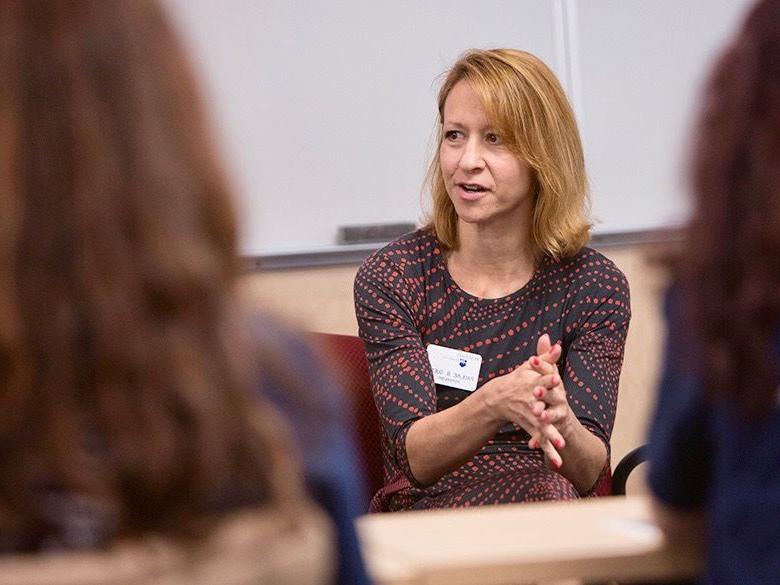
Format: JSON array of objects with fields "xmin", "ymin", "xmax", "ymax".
[{"xmin": 456, "ymin": 182, "xmax": 488, "ymax": 201}]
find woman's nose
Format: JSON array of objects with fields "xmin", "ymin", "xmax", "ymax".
[{"xmin": 458, "ymin": 138, "xmax": 485, "ymax": 171}]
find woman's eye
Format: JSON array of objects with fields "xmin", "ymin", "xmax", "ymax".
[
  {"xmin": 486, "ymin": 133, "xmax": 502, "ymax": 145},
  {"xmin": 444, "ymin": 130, "xmax": 462, "ymax": 141}
]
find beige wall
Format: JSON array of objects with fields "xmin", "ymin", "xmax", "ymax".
[{"xmin": 240, "ymin": 244, "xmax": 669, "ymax": 486}]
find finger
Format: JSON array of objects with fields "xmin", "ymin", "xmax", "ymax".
[
  {"xmin": 531, "ymin": 398, "xmax": 546, "ymax": 416},
  {"xmin": 513, "ymin": 411, "xmax": 552, "ymax": 445},
  {"xmin": 536, "ymin": 333, "xmax": 551, "ymax": 357},
  {"xmin": 527, "ymin": 431, "xmax": 562, "ymax": 465},
  {"xmin": 529, "ymin": 356, "xmax": 556, "ymax": 374},
  {"xmin": 533, "ymin": 373, "xmax": 562, "ymax": 391},
  {"xmin": 539, "ymin": 341, "xmax": 562, "ymax": 365},
  {"xmin": 535, "ymin": 420, "xmax": 566, "ymax": 452},
  {"xmin": 542, "ymin": 381, "xmax": 569, "ymax": 410},
  {"xmin": 537, "ymin": 404, "xmax": 568, "ymax": 425},
  {"xmin": 533, "ymin": 384, "xmax": 564, "ymax": 410},
  {"xmin": 539, "ymin": 438, "xmax": 563, "ymax": 469}
]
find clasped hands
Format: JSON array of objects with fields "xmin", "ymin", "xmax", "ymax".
[{"xmin": 482, "ymin": 333, "xmax": 572, "ymax": 469}]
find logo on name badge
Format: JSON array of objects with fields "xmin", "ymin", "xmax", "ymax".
[{"xmin": 426, "ymin": 344, "xmax": 483, "ymax": 392}]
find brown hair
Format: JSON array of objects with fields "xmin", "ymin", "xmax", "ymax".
[
  {"xmin": 0, "ymin": 0, "xmax": 304, "ymax": 545},
  {"xmin": 681, "ymin": 0, "xmax": 780, "ymax": 416},
  {"xmin": 425, "ymin": 49, "xmax": 591, "ymax": 258}
]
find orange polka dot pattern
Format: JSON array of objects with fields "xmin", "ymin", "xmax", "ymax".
[{"xmin": 354, "ymin": 229, "xmax": 630, "ymax": 512}]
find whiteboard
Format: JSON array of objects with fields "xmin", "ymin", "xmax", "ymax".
[
  {"xmin": 575, "ymin": 0, "xmax": 753, "ymax": 233},
  {"xmin": 165, "ymin": 0, "xmax": 753, "ymax": 256}
]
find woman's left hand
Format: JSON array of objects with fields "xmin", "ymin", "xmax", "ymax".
[
  {"xmin": 526, "ymin": 335, "xmax": 576, "ymax": 461},
  {"xmin": 522, "ymin": 334, "xmax": 610, "ymax": 492}
]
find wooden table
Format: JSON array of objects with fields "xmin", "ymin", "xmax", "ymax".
[{"xmin": 356, "ymin": 495, "xmax": 700, "ymax": 585}]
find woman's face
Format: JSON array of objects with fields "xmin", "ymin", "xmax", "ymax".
[{"xmin": 439, "ymin": 80, "xmax": 534, "ymax": 230}]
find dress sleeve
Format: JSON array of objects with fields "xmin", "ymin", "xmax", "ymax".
[
  {"xmin": 646, "ymin": 287, "xmax": 711, "ymax": 510},
  {"xmin": 354, "ymin": 252, "xmax": 435, "ymax": 486},
  {"xmin": 563, "ymin": 260, "xmax": 631, "ymax": 448}
]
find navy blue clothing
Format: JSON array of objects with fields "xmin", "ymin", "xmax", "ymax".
[
  {"xmin": 647, "ymin": 289, "xmax": 780, "ymax": 585},
  {"xmin": 254, "ymin": 320, "xmax": 372, "ymax": 585}
]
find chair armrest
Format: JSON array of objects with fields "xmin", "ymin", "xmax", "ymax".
[{"xmin": 612, "ymin": 445, "xmax": 649, "ymax": 496}]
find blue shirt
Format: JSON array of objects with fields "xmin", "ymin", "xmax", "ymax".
[
  {"xmin": 648, "ymin": 289, "xmax": 780, "ymax": 585},
  {"xmin": 253, "ymin": 320, "xmax": 372, "ymax": 585}
]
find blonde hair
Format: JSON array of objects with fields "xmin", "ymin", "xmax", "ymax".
[{"xmin": 425, "ymin": 49, "xmax": 591, "ymax": 258}]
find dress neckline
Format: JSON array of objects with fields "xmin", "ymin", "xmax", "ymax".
[{"xmin": 431, "ymin": 237, "xmax": 547, "ymax": 304}]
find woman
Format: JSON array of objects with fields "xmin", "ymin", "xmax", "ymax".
[
  {"xmin": 0, "ymin": 2, "xmax": 369, "ymax": 584},
  {"xmin": 355, "ymin": 49, "xmax": 630, "ymax": 512},
  {"xmin": 648, "ymin": 0, "xmax": 780, "ymax": 583}
]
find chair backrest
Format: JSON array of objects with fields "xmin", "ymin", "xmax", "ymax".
[
  {"xmin": 310, "ymin": 333, "xmax": 384, "ymax": 512},
  {"xmin": 611, "ymin": 445, "xmax": 649, "ymax": 496}
]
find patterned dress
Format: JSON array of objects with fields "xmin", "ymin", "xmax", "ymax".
[{"xmin": 354, "ymin": 229, "xmax": 630, "ymax": 512}]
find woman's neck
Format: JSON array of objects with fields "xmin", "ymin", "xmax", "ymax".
[{"xmin": 447, "ymin": 219, "xmax": 538, "ymax": 299}]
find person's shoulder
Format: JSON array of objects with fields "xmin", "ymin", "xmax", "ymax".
[
  {"xmin": 247, "ymin": 313, "xmax": 334, "ymax": 402},
  {"xmin": 356, "ymin": 227, "xmax": 439, "ymax": 280},
  {"xmin": 248, "ymin": 311, "xmax": 313, "ymax": 360},
  {"xmin": 559, "ymin": 246, "xmax": 624, "ymax": 275},
  {"xmin": 247, "ymin": 311, "xmax": 346, "ymax": 434},
  {"xmin": 362, "ymin": 227, "xmax": 439, "ymax": 265},
  {"xmin": 555, "ymin": 246, "xmax": 629, "ymax": 296}
]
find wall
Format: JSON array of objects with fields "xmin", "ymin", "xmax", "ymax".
[
  {"xmin": 240, "ymin": 243, "xmax": 670, "ymax": 489},
  {"xmin": 167, "ymin": 0, "xmax": 751, "ymax": 255}
]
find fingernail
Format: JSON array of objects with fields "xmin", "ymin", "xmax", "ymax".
[
  {"xmin": 552, "ymin": 458, "xmax": 562, "ymax": 469},
  {"xmin": 534, "ymin": 387, "xmax": 543, "ymax": 398},
  {"xmin": 529, "ymin": 439, "xmax": 538, "ymax": 449},
  {"xmin": 554, "ymin": 438, "xmax": 565, "ymax": 449},
  {"xmin": 531, "ymin": 357, "xmax": 540, "ymax": 366}
]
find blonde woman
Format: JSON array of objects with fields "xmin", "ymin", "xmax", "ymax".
[{"xmin": 355, "ymin": 49, "xmax": 630, "ymax": 512}]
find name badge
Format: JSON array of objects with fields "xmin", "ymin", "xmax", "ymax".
[{"xmin": 426, "ymin": 344, "xmax": 483, "ymax": 392}]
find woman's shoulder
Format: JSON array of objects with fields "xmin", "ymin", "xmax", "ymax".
[
  {"xmin": 550, "ymin": 246, "xmax": 630, "ymax": 297},
  {"xmin": 358, "ymin": 228, "xmax": 440, "ymax": 274},
  {"xmin": 559, "ymin": 246, "xmax": 626, "ymax": 275},
  {"xmin": 536, "ymin": 247, "xmax": 630, "ymax": 326},
  {"xmin": 354, "ymin": 229, "xmax": 442, "ymax": 302}
]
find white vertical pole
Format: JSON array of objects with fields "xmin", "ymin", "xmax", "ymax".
[{"xmin": 551, "ymin": 0, "xmax": 585, "ymax": 128}]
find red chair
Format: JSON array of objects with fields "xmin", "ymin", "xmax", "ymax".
[{"xmin": 310, "ymin": 333, "xmax": 384, "ymax": 512}]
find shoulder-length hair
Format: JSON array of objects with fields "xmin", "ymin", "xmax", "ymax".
[
  {"xmin": 0, "ymin": 0, "xmax": 306, "ymax": 544},
  {"xmin": 681, "ymin": 0, "xmax": 780, "ymax": 417},
  {"xmin": 425, "ymin": 48, "xmax": 591, "ymax": 259}
]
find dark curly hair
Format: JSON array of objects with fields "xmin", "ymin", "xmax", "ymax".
[{"xmin": 682, "ymin": 0, "xmax": 780, "ymax": 417}]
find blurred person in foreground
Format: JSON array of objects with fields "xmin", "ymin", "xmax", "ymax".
[
  {"xmin": 0, "ymin": 1, "xmax": 369, "ymax": 584},
  {"xmin": 648, "ymin": 1, "xmax": 780, "ymax": 583}
]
